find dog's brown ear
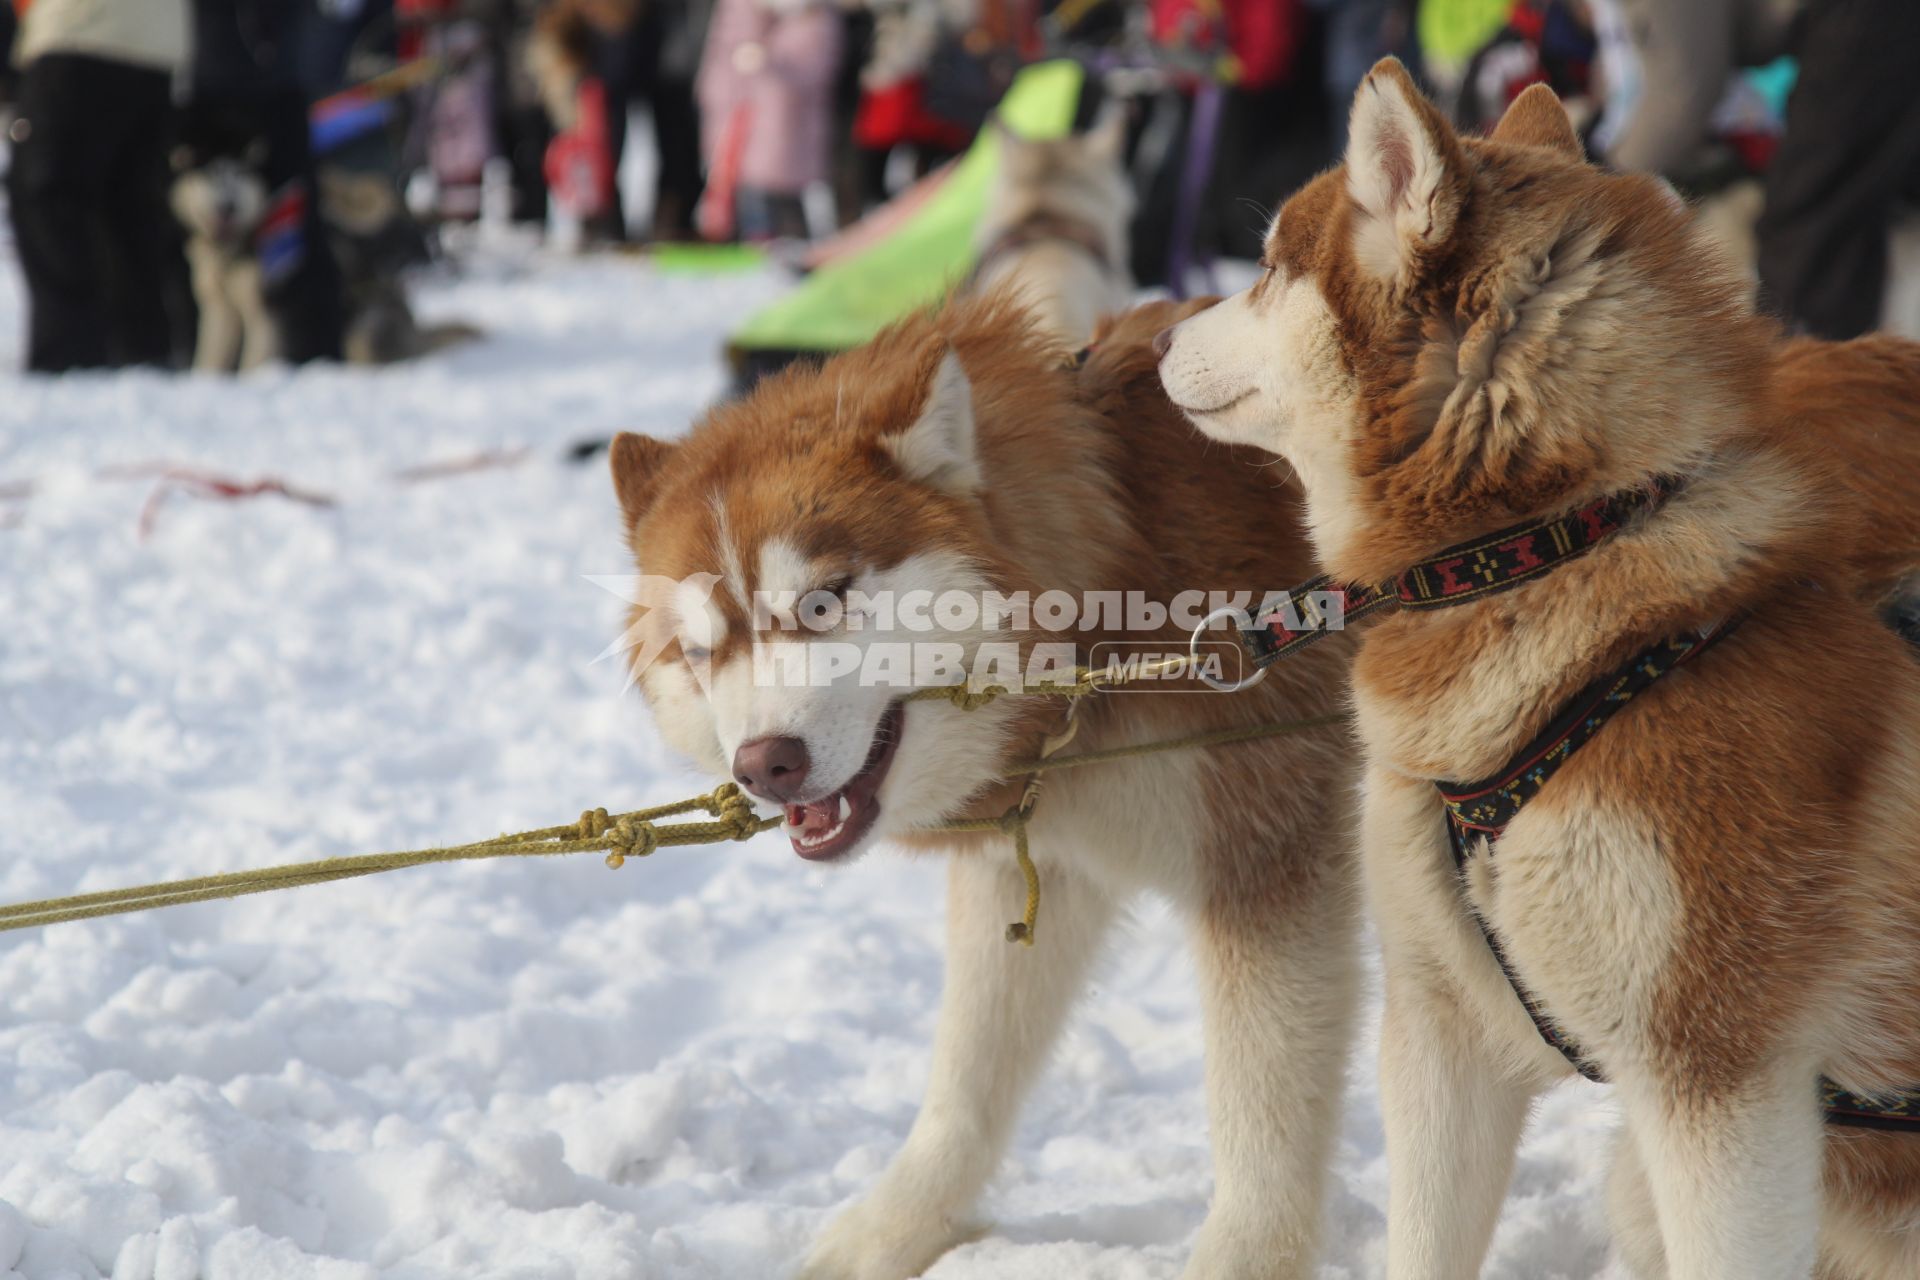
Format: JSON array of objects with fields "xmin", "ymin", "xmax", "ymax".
[
  {"xmin": 1491, "ymin": 82, "xmax": 1582, "ymax": 158},
  {"xmin": 609, "ymin": 432, "xmax": 676, "ymax": 527},
  {"xmin": 1344, "ymin": 58, "xmax": 1468, "ymax": 283}
]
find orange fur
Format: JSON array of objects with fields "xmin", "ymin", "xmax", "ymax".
[
  {"xmin": 609, "ymin": 292, "xmax": 1365, "ymax": 1278},
  {"xmin": 1160, "ymin": 57, "xmax": 1920, "ymax": 1279}
]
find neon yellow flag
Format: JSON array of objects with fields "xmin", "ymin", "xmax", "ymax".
[{"xmin": 732, "ymin": 59, "xmax": 1086, "ymax": 354}]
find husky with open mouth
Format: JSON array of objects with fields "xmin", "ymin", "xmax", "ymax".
[
  {"xmin": 1159, "ymin": 61, "xmax": 1920, "ymax": 1280},
  {"xmin": 610, "ymin": 294, "xmax": 1362, "ymax": 1279}
]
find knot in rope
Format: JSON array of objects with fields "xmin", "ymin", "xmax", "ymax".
[
  {"xmin": 575, "ymin": 807, "xmax": 613, "ymax": 839},
  {"xmin": 704, "ymin": 783, "xmax": 762, "ymax": 841},
  {"xmin": 934, "ymin": 684, "xmax": 1006, "ymax": 711},
  {"xmin": 603, "ymin": 815, "xmax": 660, "ymax": 869}
]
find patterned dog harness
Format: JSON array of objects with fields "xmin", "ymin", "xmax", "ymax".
[
  {"xmin": 1238, "ymin": 480, "xmax": 1920, "ymax": 1132},
  {"xmin": 1440, "ymin": 621, "xmax": 1920, "ymax": 1131},
  {"xmin": 1441, "ymin": 625, "xmax": 1737, "ymax": 1082},
  {"xmin": 1239, "ymin": 481, "xmax": 1679, "ymax": 669}
]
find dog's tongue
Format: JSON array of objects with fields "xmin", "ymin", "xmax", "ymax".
[{"xmin": 785, "ymin": 794, "xmax": 842, "ymax": 837}]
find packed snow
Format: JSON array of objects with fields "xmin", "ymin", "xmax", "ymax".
[{"xmin": 0, "ymin": 239, "xmax": 1634, "ymax": 1279}]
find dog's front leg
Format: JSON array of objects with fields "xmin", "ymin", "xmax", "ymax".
[
  {"xmin": 1182, "ymin": 860, "xmax": 1360, "ymax": 1280},
  {"xmin": 234, "ymin": 263, "xmax": 280, "ymax": 371},
  {"xmin": 1367, "ymin": 769, "xmax": 1536, "ymax": 1280},
  {"xmin": 1379, "ymin": 963, "xmax": 1534, "ymax": 1279},
  {"xmin": 193, "ymin": 285, "xmax": 242, "ymax": 374},
  {"xmin": 800, "ymin": 851, "xmax": 1117, "ymax": 1280},
  {"xmin": 1618, "ymin": 1059, "xmax": 1823, "ymax": 1280}
]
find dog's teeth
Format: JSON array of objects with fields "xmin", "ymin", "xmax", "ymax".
[{"xmin": 836, "ymin": 795, "xmax": 851, "ymax": 822}]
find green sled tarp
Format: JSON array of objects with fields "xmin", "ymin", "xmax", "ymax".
[{"xmin": 729, "ymin": 59, "xmax": 1086, "ymax": 361}]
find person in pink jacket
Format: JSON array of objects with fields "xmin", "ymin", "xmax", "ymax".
[{"xmin": 696, "ymin": 0, "xmax": 842, "ymax": 241}]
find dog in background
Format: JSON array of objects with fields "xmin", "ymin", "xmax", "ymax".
[
  {"xmin": 1159, "ymin": 61, "xmax": 1920, "ymax": 1279},
  {"xmin": 609, "ymin": 293, "xmax": 1363, "ymax": 1280},
  {"xmin": 318, "ymin": 168, "xmax": 480, "ymax": 365},
  {"xmin": 971, "ymin": 109, "xmax": 1134, "ymax": 348},
  {"xmin": 171, "ymin": 144, "xmax": 474, "ymax": 372},
  {"xmin": 170, "ymin": 140, "xmax": 278, "ymax": 372}
]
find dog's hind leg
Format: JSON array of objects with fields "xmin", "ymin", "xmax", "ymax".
[
  {"xmin": 1182, "ymin": 849, "xmax": 1360, "ymax": 1280},
  {"xmin": 800, "ymin": 851, "xmax": 1118, "ymax": 1280},
  {"xmin": 1619, "ymin": 1060, "xmax": 1824, "ymax": 1280}
]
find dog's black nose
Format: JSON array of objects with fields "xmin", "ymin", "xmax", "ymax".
[
  {"xmin": 733, "ymin": 736, "xmax": 811, "ymax": 802},
  {"xmin": 1152, "ymin": 326, "xmax": 1175, "ymax": 361}
]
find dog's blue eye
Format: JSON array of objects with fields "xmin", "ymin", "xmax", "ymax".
[{"xmin": 682, "ymin": 642, "xmax": 710, "ymax": 662}]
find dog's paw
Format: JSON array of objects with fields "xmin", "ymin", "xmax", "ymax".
[{"xmin": 796, "ymin": 1196, "xmax": 980, "ymax": 1280}]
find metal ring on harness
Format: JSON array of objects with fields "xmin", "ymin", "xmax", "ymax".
[{"xmin": 1189, "ymin": 605, "xmax": 1268, "ymax": 693}]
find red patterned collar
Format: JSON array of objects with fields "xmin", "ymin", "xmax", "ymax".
[{"xmin": 1242, "ymin": 478, "xmax": 1682, "ymax": 667}]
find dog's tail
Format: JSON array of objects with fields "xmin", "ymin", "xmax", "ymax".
[{"xmin": 1773, "ymin": 333, "xmax": 1920, "ymax": 614}]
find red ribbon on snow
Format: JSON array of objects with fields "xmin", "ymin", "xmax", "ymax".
[{"xmin": 131, "ymin": 467, "xmax": 338, "ymax": 542}]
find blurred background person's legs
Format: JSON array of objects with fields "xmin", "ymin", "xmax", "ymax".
[
  {"xmin": 485, "ymin": 0, "xmax": 556, "ymax": 225},
  {"xmin": 644, "ymin": 0, "xmax": 707, "ymax": 241},
  {"xmin": 733, "ymin": 186, "xmax": 806, "ymax": 241},
  {"xmin": 585, "ymin": 0, "xmax": 707, "ymax": 243},
  {"xmin": 584, "ymin": 0, "xmax": 642, "ymax": 241},
  {"xmin": 827, "ymin": 4, "xmax": 875, "ymax": 228},
  {"xmin": 1757, "ymin": 0, "xmax": 1920, "ymax": 339},
  {"xmin": 7, "ymin": 0, "xmax": 188, "ymax": 372},
  {"xmin": 528, "ymin": 0, "xmax": 702, "ymax": 243},
  {"xmin": 0, "ymin": 6, "xmax": 18, "ymax": 110},
  {"xmin": 7, "ymin": 52, "xmax": 176, "ymax": 371},
  {"xmin": 100, "ymin": 70, "xmax": 180, "ymax": 367}
]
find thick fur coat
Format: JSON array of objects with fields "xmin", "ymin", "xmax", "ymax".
[
  {"xmin": 1159, "ymin": 63, "xmax": 1920, "ymax": 1280},
  {"xmin": 610, "ymin": 295, "xmax": 1362, "ymax": 1279}
]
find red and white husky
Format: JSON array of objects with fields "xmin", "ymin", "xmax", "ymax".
[
  {"xmin": 608, "ymin": 296, "xmax": 1361, "ymax": 1278},
  {"xmin": 1159, "ymin": 61, "xmax": 1920, "ymax": 1280}
]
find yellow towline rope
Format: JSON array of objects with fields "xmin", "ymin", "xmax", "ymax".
[
  {"xmin": 0, "ymin": 661, "xmax": 1341, "ymax": 939},
  {"xmin": 0, "ymin": 788, "xmax": 775, "ymax": 934}
]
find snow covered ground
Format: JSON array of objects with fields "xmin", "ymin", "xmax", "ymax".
[{"xmin": 0, "ymin": 241, "xmax": 1633, "ymax": 1279}]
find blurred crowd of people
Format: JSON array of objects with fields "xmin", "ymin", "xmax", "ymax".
[{"xmin": 0, "ymin": 0, "xmax": 1915, "ymax": 374}]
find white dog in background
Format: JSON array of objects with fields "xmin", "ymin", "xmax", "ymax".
[
  {"xmin": 169, "ymin": 144, "xmax": 279, "ymax": 373},
  {"xmin": 971, "ymin": 108, "xmax": 1134, "ymax": 347}
]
